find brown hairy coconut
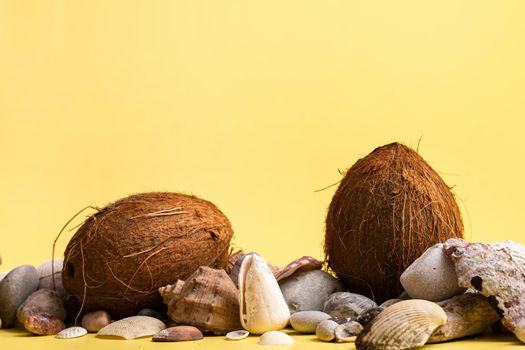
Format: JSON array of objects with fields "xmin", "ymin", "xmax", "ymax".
[
  {"xmin": 62, "ymin": 192, "xmax": 234, "ymax": 318},
  {"xmin": 324, "ymin": 142, "xmax": 463, "ymax": 303}
]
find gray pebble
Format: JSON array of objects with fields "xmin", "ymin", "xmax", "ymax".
[
  {"xmin": 38, "ymin": 272, "xmax": 69, "ymax": 300},
  {"xmin": 0, "ymin": 265, "xmax": 39, "ymax": 327},
  {"xmin": 279, "ymin": 269, "xmax": 345, "ymax": 313},
  {"xmin": 315, "ymin": 319, "xmax": 339, "ymax": 342},
  {"xmin": 323, "ymin": 292, "xmax": 377, "ymax": 318},
  {"xmin": 37, "ymin": 259, "xmax": 63, "ymax": 279},
  {"xmin": 379, "ymin": 299, "xmax": 402, "ymax": 308},
  {"xmin": 289, "ymin": 311, "xmax": 331, "ymax": 333},
  {"xmin": 400, "ymin": 243, "xmax": 466, "ymax": 301}
]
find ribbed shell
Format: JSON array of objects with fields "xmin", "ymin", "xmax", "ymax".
[
  {"xmin": 56, "ymin": 326, "xmax": 88, "ymax": 339},
  {"xmin": 159, "ymin": 266, "xmax": 241, "ymax": 335},
  {"xmin": 355, "ymin": 300, "xmax": 447, "ymax": 350},
  {"xmin": 97, "ymin": 316, "xmax": 166, "ymax": 340}
]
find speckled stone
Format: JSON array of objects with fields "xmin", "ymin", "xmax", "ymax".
[
  {"xmin": 0, "ymin": 265, "xmax": 39, "ymax": 327},
  {"xmin": 323, "ymin": 292, "xmax": 377, "ymax": 318},
  {"xmin": 400, "ymin": 243, "xmax": 465, "ymax": 301},
  {"xmin": 290, "ymin": 311, "xmax": 331, "ymax": 333},
  {"xmin": 279, "ymin": 269, "xmax": 345, "ymax": 313}
]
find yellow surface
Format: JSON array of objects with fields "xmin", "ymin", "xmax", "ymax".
[{"xmin": 1, "ymin": 0, "xmax": 525, "ymax": 349}]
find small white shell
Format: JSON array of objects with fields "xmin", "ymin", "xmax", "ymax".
[
  {"xmin": 97, "ymin": 316, "xmax": 166, "ymax": 340},
  {"xmin": 258, "ymin": 331, "xmax": 295, "ymax": 345},
  {"xmin": 226, "ymin": 329, "xmax": 250, "ymax": 340},
  {"xmin": 56, "ymin": 326, "xmax": 88, "ymax": 339}
]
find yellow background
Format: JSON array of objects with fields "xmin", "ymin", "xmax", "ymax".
[{"xmin": 1, "ymin": 1, "xmax": 524, "ymax": 349}]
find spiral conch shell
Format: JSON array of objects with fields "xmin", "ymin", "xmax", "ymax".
[
  {"xmin": 238, "ymin": 253, "xmax": 290, "ymax": 334},
  {"xmin": 355, "ymin": 299, "xmax": 447, "ymax": 350},
  {"xmin": 159, "ymin": 266, "xmax": 242, "ymax": 335}
]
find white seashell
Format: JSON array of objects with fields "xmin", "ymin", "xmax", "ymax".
[
  {"xmin": 258, "ymin": 331, "xmax": 295, "ymax": 345},
  {"xmin": 355, "ymin": 299, "xmax": 447, "ymax": 350},
  {"xmin": 238, "ymin": 254, "xmax": 290, "ymax": 334},
  {"xmin": 334, "ymin": 321, "xmax": 363, "ymax": 342},
  {"xmin": 56, "ymin": 326, "xmax": 88, "ymax": 339},
  {"xmin": 97, "ymin": 316, "xmax": 166, "ymax": 340},
  {"xmin": 226, "ymin": 329, "xmax": 250, "ymax": 340},
  {"xmin": 37, "ymin": 259, "xmax": 63, "ymax": 278}
]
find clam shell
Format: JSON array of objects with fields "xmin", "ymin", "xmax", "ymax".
[
  {"xmin": 258, "ymin": 331, "xmax": 295, "ymax": 345},
  {"xmin": 335, "ymin": 321, "xmax": 363, "ymax": 342},
  {"xmin": 274, "ymin": 256, "xmax": 323, "ymax": 281},
  {"xmin": 226, "ymin": 329, "xmax": 250, "ymax": 340},
  {"xmin": 56, "ymin": 326, "xmax": 88, "ymax": 339},
  {"xmin": 159, "ymin": 266, "xmax": 241, "ymax": 335},
  {"xmin": 239, "ymin": 254, "xmax": 290, "ymax": 334},
  {"xmin": 428, "ymin": 293, "xmax": 499, "ymax": 343},
  {"xmin": 444, "ymin": 238, "xmax": 525, "ymax": 343},
  {"xmin": 323, "ymin": 292, "xmax": 377, "ymax": 318},
  {"xmin": 97, "ymin": 316, "xmax": 166, "ymax": 340},
  {"xmin": 355, "ymin": 299, "xmax": 447, "ymax": 350},
  {"xmin": 152, "ymin": 326, "xmax": 203, "ymax": 342}
]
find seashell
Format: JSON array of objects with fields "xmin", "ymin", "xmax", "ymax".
[
  {"xmin": 81, "ymin": 310, "xmax": 112, "ymax": 332},
  {"xmin": 258, "ymin": 330, "xmax": 295, "ymax": 345},
  {"xmin": 289, "ymin": 311, "xmax": 331, "ymax": 333},
  {"xmin": 355, "ymin": 307, "xmax": 384, "ymax": 327},
  {"xmin": 24, "ymin": 312, "xmax": 65, "ymax": 335},
  {"xmin": 56, "ymin": 326, "xmax": 88, "ymax": 339},
  {"xmin": 226, "ymin": 329, "xmax": 250, "ymax": 340},
  {"xmin": 152, "ymin": 326, "xmax": 203, "ymax": 342},
  {"xmin": 274, "ymin": 256, "xmax": 323, "ymax": 281},
  {"xmin": 16, "ymin": 289, "xmax": 66, "ymax": 325},
  {"xmin": 316, "ymin": 319, "xmax": 339, "ymax": 342},
  {"xmin": 159, "ymin": 266, "xmax": 242, "ymax": 334},
  {"xmin": 323, "ymin": 292, "xmax": 377, "ymax": 318},
  {"xmin": 355, "ymin": 299, "xmax": 447, "ymax": 350},
  {"xmin": 239, "ymin": 253, "xmax": 290, "ymax": 334},
  {"xmin": 335, "ymin": 321, "xmax": 364, "ymax": 342},
  {"xmin": 444, "ymin": 238, "xmax": 525, "ymax": 342},
  {"xmin": 428, "ymin": 293, "xmax": 499, "ymax": 343},
  {"xmin": 279, "ymin": 269, "xmax": 345, "ymax": 313},
  {"xmin": 97, "ymin": 315, "xmax": 166, "ymax": 340}
]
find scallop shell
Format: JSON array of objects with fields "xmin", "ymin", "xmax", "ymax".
[
  {"xmin": 97, "ymin": 316, "xmax": 166, "ymax": 340},
  {"xmin": 159, "ymin": 266, "xmax": 242, "ymax": 335},
  {"xmin": 226, "ymin": 329, "xmax": 250, "ymax": 340},
  {"xmin": 444, "ymin": 238, "xmax": 525, "ymax": 342},
  {"xmin": 274, "ymin": 256, "xmax": 323, "ymax": 281},
  {"xmin": 56, "ymin": 326, "xmax": 88, "ymax": 339},
  {"xmin": 355, "ymin": 299, "xmax": 447, "ymax": 350},
  {"xmin": 323, "ymin": 292, "xmax": 378, "ymax": 318},
  {"xmin": 258, "ymin": 330, "xmax": 295, "ymax": 345},
  {"xmin": 428, "ymin": 292, "xmax": 499, "ymax": 343},
  {"xmin": 239, "ymin": 253, "xmax": 290, "ymax": 334}
]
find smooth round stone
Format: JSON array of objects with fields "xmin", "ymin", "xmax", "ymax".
[
  {"xmin": 38, "ymin": 273, "xmax": 69, "ymax": 300},
  {"xmin": 259, "ymin": 331, "xmax": 295, "ymax": 345},
  {"xmin": 24, "ymin": 312, "xmax": 65, "ymax": 335},
  {"xmin": 81, "ymin": 310, "xmax": 112, "ymax": 332},
  {"xmin": 315, "ymin": 319, "xmax": 339, "ymax": 342},
  {"xmin": 137, "ymin": 308, "xmax": 168, "ymax": 323},
  {"xmin": 379, "ymin": 299, "xmax": 401, "ymax": 308},
  {"xmin": 279, "ymin": 269, "xmax": 345, "ymax": 313},
  {"xmin": 37, "ymin": 259, "xmax": 63, "ymax": 278},
  {"xmin": 400, "ymin": 243, "xmax": 466, "ymax": 301},
  {"xmin": 17, "ymin": 289, "xmax": 66, "ymax": 324},
  {"xmin": 290, "ymin": 311, "xmax": 331, "ymax": 333},
  {"xmin": 323, "ymin": 292, "xmax": 377, "ymax": 318},
  {"xmin": 0, "ymin": 265, "xmax": 39, "ymax": 327}
]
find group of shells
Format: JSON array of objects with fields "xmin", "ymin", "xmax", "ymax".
[{"xmin": 2, "ymin": 239, "xmax": 525, "ymax": 348}]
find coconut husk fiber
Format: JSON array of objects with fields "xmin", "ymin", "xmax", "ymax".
[
  {"xmin": 62, "ymin": 192, "xmax": 234, "ymax": 318},
  {"xmin": 324, "ymin": 142, "xmax": 463, "ymax": 303}
]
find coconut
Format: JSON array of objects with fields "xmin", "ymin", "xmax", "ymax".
[
  {"xmin": 324, "ymin": 142, "xmax": 463, "ymax": 303},
  {"xmin": 62, "ymin": 192, "xmax": 234, "ymax": 318}
]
